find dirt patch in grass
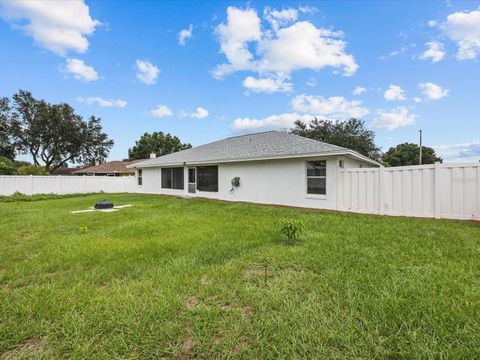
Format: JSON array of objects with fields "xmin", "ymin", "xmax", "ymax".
[
  {"xmin": 1, "ymin": 337, "xmax": 45, "ymax": 359},
  {"xmin": 173, "ymin": 337, "xmax": 197, "ymax": 360},
  {"xmin": 185, "ymin": 296, "xmax": 199, "ymax": 309}
]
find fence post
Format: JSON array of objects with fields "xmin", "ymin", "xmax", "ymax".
[
  {"xmin": 379, "ymin": 166, "xmax": 385, "ymax": 215},
  {"xmin": 29, "ymin": 175, "xmax": 33, "ymax": 195},
  {"xmin": 434, "ymin": 162, "xmax": 441, "ymax": 219}
]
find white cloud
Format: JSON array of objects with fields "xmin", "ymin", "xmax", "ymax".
[
  {"xmin": 419, "ymin": 82, "xmax": 449, "ymax": 100},
  {"xmin": 149, "ymin": 105, "xmax": 172, "ymax": 118},
  {"xmin": 379, "ymin": 45, "xmax": 408, "ymax": 60},
  {"xmin": 191, "ymin": 107, "xmax": 209, "ymax": 119},
  {"xmin": 353, "ymin": 86, "xmax": 366, "ymax": 96},
  {"xmin": 213, "ymin": 6, "xmax": 358, "ymax": 85},
  {"xmin": 291, "ymin": 94, "xmax": 369, "ymax": 119},
  {"xmin": 231, "ymin": 112, "xmax": 312, "ymax": 133},
  {"xmin": 76, "ymin": 97, "xmax": 126, "ymax": 108},
  {"xmin": 135, "ymin": 59, "xmax": 160, "ymax": 85},
  {"xmin": 62, "ymin": 58, "xmax": 98, "ymax": 82},
  {"xmin": 414, "ymin": 97, "xmax": 422, "ymax": 103},
  {"xmin": 298, "ymin": 5, "xmax": 318, "ymax": 15},
  {"xmin": 434, "ymin": 140, "xmax": 480, "ymax": 161},
  {"xmin": 443, "ymin": 8, "xmax": 480, "ymax": 60},
  {"xmin": 384, "ymin": 85, "xmax": 406, "ymax": 101},
  {"xmin": 428, "ymin": 20, "xmax": 438, "ymax": 28},
  {"xmin": 243, "ymin": 76, "xmax": 292, "ymax": 93},
  {"xmin": 419, "ymin": 41, "xmax": 446, "ymax": 63},
  {"xmin": 264, "ymin": 7, "xmax": 298, "ymax": 30},
  {"xmin": 213, "ymin": 7, "xmax": 262, "ymax": 78},
  {"xmin": 306, "ymin": 78, "xmax": 316, "ymax": 87},
  {"xmin": 0, "ymin": 0, "xmax": 100, "ymax": 56},
  {"xmin": 371, "ymin": 107, "xmax": 416, "ymax": 130},
  {"xmin": 257, "ymin": 21, "xmax": 358, "ymax": 76},
  {"xmin": 178, "ymin": 24, "xmax": 193, "ymax": 46}
]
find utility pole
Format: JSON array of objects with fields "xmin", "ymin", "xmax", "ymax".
[{"xmin": 419, "ymin": 129, "xmax": 423, "ymax": 165}]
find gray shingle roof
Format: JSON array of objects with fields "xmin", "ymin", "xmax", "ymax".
[{"xmin": 129, "ymin": 131, "xmax": 378, "ymax": 168}]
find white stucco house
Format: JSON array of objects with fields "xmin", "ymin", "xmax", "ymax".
[{"xmin": 128, "ymin": 131, "xmax": 380, "ymax": 210}]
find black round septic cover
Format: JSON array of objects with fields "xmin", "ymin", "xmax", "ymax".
[{"xmin": 95, "ymin": 200, "xmax": 114, "ymax": 209}]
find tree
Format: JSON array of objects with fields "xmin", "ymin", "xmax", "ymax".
[
  {"xmin": 6, "ymin": 90, "xmax": 113, "ymax": 172},
  {"xmin": 291, "ymin": 117, "xmax": 382, "ymax": 160},
  {"xmin": 128, "ymin": 131, "xmax": 191, "ymax": 160},
  {"xmin": 0, "ymin": 97, "xmax": 16, "ymax": 160},
  {"xmin": 382, "ymin": 143, "xmax": 442, "ymax": 167}
]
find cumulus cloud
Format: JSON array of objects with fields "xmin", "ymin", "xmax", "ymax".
[
  {"xmin": 76, "ymin": 97, "xmax": 126, "ymax": 108},
  {"xmin": 243, "ymin": 76, "xmax": 292, "ymax": 93},
  {"xmin": 62, "ymin": 58, "xmax": 98, "ymax": 82},
  {"xmin": 230, "ymin": 112, "xmax": 312, "ymax": 133},
  {"xmin": 257, "ymin": 21, "xmax": 358, "ymax": 76},
  {"xmin": 178, "ymin": 24, "xmax": 193, "ymax": 46},
  {"xmin": 384, "ymin": 85, "xmax": 406, "ymax": 101},
  {"xmin": 0, "ymin": 0, "xmax": 100, "ymax": 56},
  {"xmin": 264, "ymin": 7, "xmax": 298, "ymax": 30},
  {"xmin": 191, "ymin": 107, "xmax": 209, "ymax": 119},
  {"xmin": 149, "ymin": 105, "xmax": 172, "ymax": 118},
  {"xmin": 419, "ymin": 82, "xmax": 449, "ymax": 100},
  {"xmin": 443, "ymin": 8, "xmax": 480, "ymax": 60},
  {"xmin": 371, "ymin": 107, "xmax": 416, "ymax": 130},
  {"xmin": 434, "ymin": 140, "xmax": 480, "ymax": 161},
  {"xmin": 291, "ymin": 94, "xmax": 369, "ymax": 119},
  {"xmin": 353, "ymin": 86, "xmax": 366, "ymax": 96},
  {"xmin": 213, "ymin": 6, "xmax": 358, "ymax": 87},
  {"xmin": 213, "ymin": 7, "xmax": 261, "ymax": 78},
  {"xmin": 135, "ymin": 59, "xmax": 160, "ymax": 85},
  {"xmin": 419, "ymin": 41, "xmax": 446, "ymax": 63}
]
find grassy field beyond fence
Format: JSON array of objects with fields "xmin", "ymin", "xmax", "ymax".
[{"xmin": 0, "ymin": 193, "xmax": 479, "ymax": 359}]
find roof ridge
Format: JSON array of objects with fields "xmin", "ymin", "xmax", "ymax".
[{"xmin": 225, "ymin": 130, "xmax": 279, "ymax": 139}]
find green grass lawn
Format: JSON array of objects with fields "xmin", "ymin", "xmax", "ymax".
[{"xmin": 0, "ymin": 193, "xmax": 479, "ymax": 359}]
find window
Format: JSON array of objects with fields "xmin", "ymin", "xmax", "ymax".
[
  {"xmin": 161, "ymin": 167, "xmax": 184, "ymax": 189},
  {"xmin": 197, "ymin": 166, "xmax": 218, "ymax": 192},
  {"xmin": 307, "ymin": 161, "xmax": 326, "ymax": 195},
  {"xmin": 339, "ymin": 160, "xmax": 344, "ymax": 169},
  {"xmin": 137, "ymin": 169, "xmax": 142, "ymax": 186}
]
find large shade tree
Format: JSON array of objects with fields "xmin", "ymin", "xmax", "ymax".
[
  {"xmin": 290, "ymin": 117, "xmax": 382, "ymax": 161},
  {"xmin": 0, "ymin": 97, "xmax": 16, "ymax": 160},
  {"xmin": 128, "ymin": 131, "xmax": 191, "ymax": 160},
  {"xmin": 382, "ymin": 143, "xmax": 442, "ymax": 167},
  {"xmin": 3, "ymin": 90, "xmax": 113, "ymax": 171}
]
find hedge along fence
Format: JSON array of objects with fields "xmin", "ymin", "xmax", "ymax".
[
  {"xmin": 0, "ymin": 175, "xmax": 136, "ymax": 196},
  {"xmin": 337, "ymin": 162, "xmax": 480, "ymax": 221}
]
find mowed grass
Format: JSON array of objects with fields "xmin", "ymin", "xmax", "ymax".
[{"xmin": 0, "ymin": 194, "xmax": 479, "ymax": 359}]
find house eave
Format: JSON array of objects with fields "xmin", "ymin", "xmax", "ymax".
[{"xmin": 128, "ymin": 150, "xmax": 381, "ymax": 169}]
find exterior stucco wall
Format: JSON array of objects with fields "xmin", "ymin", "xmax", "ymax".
[{"xmin": 134, "ymin": 155, "xmax": 375, "ymax": 209}]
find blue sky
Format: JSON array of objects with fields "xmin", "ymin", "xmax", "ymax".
[{"xmin": 1, "ymin": 0, "xmax": 479, "ymax": 162}]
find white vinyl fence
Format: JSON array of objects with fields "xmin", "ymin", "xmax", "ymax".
[
  {"xmin": 337, "ymin": 162, "xmax": 480, "ymax": 220},
  {"xmin": 0, "ymin": 175, "xmax": 135, "ymax": 196}
]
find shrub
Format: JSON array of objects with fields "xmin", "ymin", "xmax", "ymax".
[
  {"xmin": 0, "ymin": 160, "xmax": 18, "ymax": 175},
  {"xmin": 279, "ymin": 219, "xmax": 305, "ymax": 241},
  {"xmin": 17, "ymin": 164, "xmax": 49, "ymax": 175}
]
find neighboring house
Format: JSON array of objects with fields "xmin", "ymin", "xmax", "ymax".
[
  {"xmin": 73, "ymin": 159, "xmax": 146, "ymax": 176},
  {"xmin": 50, "ymin": 166, "xmax": 86, "ymax": 176},
  {"xmin": 128, "ymin": 131, "xmax": 380, "ymax": 210}
]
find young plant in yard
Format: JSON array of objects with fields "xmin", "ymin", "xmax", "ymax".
[{"xmin": 279, "ymin": 219, "xmax": 305, "ymax": 241}]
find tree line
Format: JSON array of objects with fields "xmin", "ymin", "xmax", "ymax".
[
  {"xmin": 1, "ymin": 90, "xmax": 442, "ymax": 175},
  {"xmin": 1, "ymin": 90, "xmax": 113, "ymax": 174}
]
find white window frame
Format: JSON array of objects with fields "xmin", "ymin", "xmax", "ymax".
[
  {"xmin": 305, "ymin": 160, "xmax": 327, "ymax": 199},
  {"xmin": 137, "ymin": 169, "xmax": 142, "ymax": 186}
]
